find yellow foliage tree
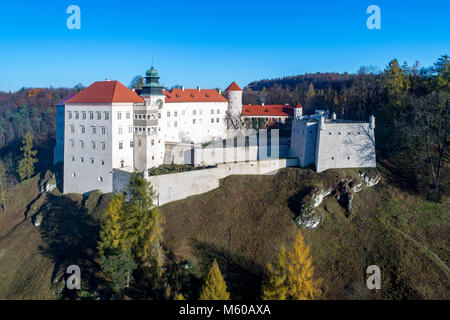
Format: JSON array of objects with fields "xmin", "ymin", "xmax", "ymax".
[
  {"xmin": 98, "ymin": 194, "xmax": 128, "ymax": 255},
  {"xmin": 199, "ymin": 259, "xmax": 230, "ymax": 300},
  {"xmin": 262, "ymin": 246, "xmax": 288, "ymax": 300},
  {"xmin": 286, "ymin": 232, "xmax": 322, "ymax": 300}
]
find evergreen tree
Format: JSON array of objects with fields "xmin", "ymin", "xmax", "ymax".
[
  {"xmin": 286, "ymin": 232, "xmax": 322, "ymax": 300},
  {"xmin": 262, "ymin": 246, "xmax": 288, "ymax": 300},
  {"xmin": 123, "ymin": 172, "xmax": 165, "ymax": 275},
  {"xmin": 100, "ymin": 249, "xmax": 137, "ymax": 293},
  {"xmin": 0, "ymin": 163, "xmax": 8, "ymax": 211},
  {"xmin": 17, "ymin": 131, "xmax": 37, "ymax": 180},
  {"xmin": 175, "ymin": 294, "xmax": 185, "ymax": 300},
  {"xmin": 199, "ymin": 259, "xmax": 230, "ymax": 300}
]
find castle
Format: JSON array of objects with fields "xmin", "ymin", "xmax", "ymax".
[{"xmin": 54, "ymin": 66, "xmax": 376, "ymax": 196}]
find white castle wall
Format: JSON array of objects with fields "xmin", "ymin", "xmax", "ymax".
[
  {"xmin": 113, "ymin": 158, "xmax": 298, "ymax": 206},
  {"xmin": 315, "ymin": 121, "xmax": 376, "ymax": 172}
]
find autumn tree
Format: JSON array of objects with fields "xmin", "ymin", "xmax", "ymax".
[
  {"xmin": 17, "ymin": 131, "xmax": 38, "ymax": 180},
  {"xmin": 262, "ymin": 246, "xmax": 288, "ymax": 300},
  {"xmin": 199, "ymin": 259, "xmax": 230, "ymax": 300},
  {"xmin": 122, "ymin": 172, "xmax": 165, "ymax": 275},
  {"xmin": 286, "ymin": 232, "xmax": 322, "ymax": 300},
  {"xmin": 100, "ymin": 248, "xmax": 137, "ymax": 293}
]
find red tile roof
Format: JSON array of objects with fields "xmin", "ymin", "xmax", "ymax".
[
  {"xmin": 225, "ymin": 81, "xmax": 242, "ymax": 92},
  {"xmin": 163, "ymin": 88, "xmax": 228, "ymax": 103},
  {"xmin": 242, "ymin": 105, "xmax": 294, "ymax": 117},
  {"xmin": 66, "ymin": 81, "xmax": 144, "ymax": 104}
]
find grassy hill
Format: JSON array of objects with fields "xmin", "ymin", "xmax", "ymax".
[
  {"xmin": 0, "ymin": 167, "xmax": 448, "ymax": 299},
  {"xmin": 161, "ymin": 167, "xmax": 449, "ymax": 299}
]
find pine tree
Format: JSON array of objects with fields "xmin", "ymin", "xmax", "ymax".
[
  {"xmin": 262, "ymin": 246, "xmax": 288, "ymax": 300},
  {"xmin": 100, "ymin": 249, "xmax": 137, "ymax": 293},
  {"xmin": 286, "ymin": 232, "xmax": 322, "ymax": 300},
  {"xmin": 17, "ymin": 131, "xmax": 37, "ymax": 180},
  {"xmin": 123, "ymin": 172, "xmax": 164, "ymax": 275},
  {"xmin": 0, "ymin": 163, "xmax": 8, "ymax": 211},
  {"xmin": 199, "ymin": 259, "xmax": 230, "ymax": 300}
]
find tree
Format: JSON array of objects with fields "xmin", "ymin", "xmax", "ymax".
[
  {"xmin": 98, "ymin": 195, "xmax": 128, "ymax": 255},
  {"xmin": 199, "ymin": 259, "xmax": 230, "ymax": 300},
  {"xmin": 175, "ymin": 294, "xmax": 185, "ymax": 300},
  {"xmin": 100, "ymin": 249, "xmax": 137, "ymax": 293},
  {"xmin": 17, "ymin": 131, "xmax": 38, "ymax": 180},
  {"xmin": 286, "ymin": 232, "xmax": 322, "ymax": 300},
  {"xmin": 262, "ymin": 246, "xmax": 288, "ymax": 300},
  {"xmin": 129, "ymin": 75, "xmax": 144, "ymax": 90},
  {"xmin": 0, "ymin": 163, "xmax": 8, "ymax": 211},
  {"xmin": 122, "ymin": 173, "xmax": 165, "ymax": 275}
]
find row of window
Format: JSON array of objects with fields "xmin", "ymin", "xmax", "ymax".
[
  {"xmin": 67, "ymin": 111, "xmax": 131, "ymax": 120},
  {"xmin": 328, "ymin": 132, "xmax": 362, "ymax": 135},
  {"xmin": 69, "ymin": 140, "xmax": 133, "ymax": 150},
  {"xmin": 166, "ymin": 109, "xmax": 221, "ymax": 117},
  {"xmin": 71, "ymin": 171, "xmax": 103, "ymax": 182},
  {"xmin": 71, "ymin": 156, "xmax": 105, "ymax": 165}
]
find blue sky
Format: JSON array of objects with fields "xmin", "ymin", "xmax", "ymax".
[{"xmin": 0, "ymin": 0, "xmax": 448, "ymax": 91}]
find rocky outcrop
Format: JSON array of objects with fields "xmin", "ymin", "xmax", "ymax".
[
  {"xmin": 295, "ymin": 172, "xmax": 380, "ymax": 229},
  {"xmin": 39, "ymin": 173, "xmax": 57, "ymax": 193}
]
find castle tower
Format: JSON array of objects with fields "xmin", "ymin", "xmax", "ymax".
[
  {"xmin": 225, "ymin": 81, "xmax": 243, "ymax": 117},
  {"xmin": 294, "ymin": 104, "xmax": 303, "ymax": 119},
  {"xmin": 134, "ymin": 65, "xmax": 166, "ymax": 171}
]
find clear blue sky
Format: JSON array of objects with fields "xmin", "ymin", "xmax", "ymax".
[{"xmin": 0, "ymin": 0, "xmax": 448, "ymax": 92}]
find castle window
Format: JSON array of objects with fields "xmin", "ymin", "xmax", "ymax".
[
  {"xmin": 117, "ymin": 112, "xmax": 122, "ymax": 120},
  {"xmin": 91, "ymin": 158, "xmax": 94, "ymax": 164},
  {"xmin": 101, "ymin": 160, "xmax": 104, "ymax": 165},
  {"xmin": 129, "ymin": 126, "xmax": 133, "ymax": 133},
  {"xmin": 101, "ymin": 142, "xmax": 105, "ymax": 150},
  {"xmin": 75, "ymin": 112, "xmax": 79, "ymax": 119},
  {"xmin": 167, "ymin": 111, "xmax": 170, "ymax": 117},
  {"xmin": 70, "ymin": 140, "xmax": 74, "ymax": 147},
  {"xmin": 71, "ymin": 156, "xmax": 75, "ymax": 162},
  {"xmin": 97, "ymin": 112, "xmax": 101, "ymax": 120},
  {"xmin": 329, "ymin": 132, "xmax": 332, "ymax": 135},
  {"xmin": 331, "ymin": 157, "xmax": 334, "ymax": 160},
  {"xmin": 92, "ymin": 141, "xmax": 96, "ymax": 149},
  {"xmin": 118, "ymin": 127, "xmax": 123, "ymax": 135},
  {"xmin": 72, "ymin": 172, "xmax": 76, "ymax": 178},
  {"xmin": 104, "ymin": 112, "xmax": 109, "ymax": 120},
  {"xmin": 89, "ymin": 112, "xmax": 94, "ymax": 120},
  {"xmin": 80, "ymin": 125, "xmax": 85, "ymax": 134},
  {"xmin": 216, "ymin": 118, "xmax": 219, "ymax": 123},
  {"xmin": 68, "ymin": 112, "xmax": 72, "ymax": 119},
  {"xmin": 211, "ymin": 118, "xmax": 214, "ymax": 123},
  {"xmin": 193, "ymin": 110, "xmax": 196, "ymax": 115},
  {"xmin": 347, "ymin": 156, "xmax": 350, "ymax": 160},
  {"xmin": 80, "ymin": 157, "xmax": 84, "ymax": 163},
  {"xmin": 126, "ymin": 112, "xmax": 130, "ymax": 119},
  {"xmin": 217, "ymin": 109, "xmax": 220, "ymax": 114},
  {"xmin": 119, "ymin": 142, "xmax": 123, "ymax": 150},
  {"xmin": 158, "ymin": 113, "xmax": 161, "ymax": 119},
  {"xmin": 92, "ymin": 126, "xmax": 96, "ymax": 134},
  {"xmin": 174, "ymin": 111, "xmax": 178, "ymax": 117},
  {"xmin": 193, "ymin": 119, "xmax": 196, "ymax": 124},
  {"xmin": 135, "ymin": 115, "xmax": 138, "ymax": 119},
  {"xmin": 348, "ymin": 132, "xmax": 351, "ymax": 135},
  {"xmin": 130, "ymin": 141, "xmax": 133, "ymax": 147},
  {"xmin": 174, "ymin": 121, "xmax": 177, "ymax": 127},
  {"xmin": 151, "ymin": 139, "xmax": 154, "ymax": 146},
  {"xmin": 80, "ymin": 140, "xmax": 84, "ymax": 148},
  {"xmin": 99, "ymin": 177, "xmax": 103, "ymax": 182},
  {"xmin": 101, "ymin": 127, "xmax": 106, "ymax": 134},
  {"xmin": 338, "ymin": 132, "xmax": 341, "ymax": 135},
  {"xmin": 358, "ymin": 132, "xmax": 361, "ymax": 135},
  {"xmin": 152, "ymin": 156, "xmax": 154, "ymax": 160},
  {"xmin": 211, "ymin": 109, "xmax": 214, "ymax": 114},
  {"xmin": 82, "ymin": 112, "xmax": 86, "ymax": 120}
]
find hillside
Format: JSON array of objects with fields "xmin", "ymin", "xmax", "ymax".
[
  {"xmin": 0, "ymin": 167, "xmax": 448, "ymax": 300},
  {"xmin": 161, "ymin": 167, "xmax": 449, "ymax": 299}
]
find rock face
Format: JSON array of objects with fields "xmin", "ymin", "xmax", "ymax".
[
  {"xmin": 295, "ymin": 172, "xmax": 380, "ymax": 229},
  {"xmin": 39, "ymin": 173, "xmax": 57, "ymax": 193}
]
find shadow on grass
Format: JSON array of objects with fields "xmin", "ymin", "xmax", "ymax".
[
  {"xmin": 37, "ymin": 193, "xmax": 108, "ymax": 299},
  {"xmin": 192, "ymin": 240, "xmax": 264, "ymax": 300}
]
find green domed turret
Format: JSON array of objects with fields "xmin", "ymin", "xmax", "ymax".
[{"xmin": 141, "ymin": 64, "xmax": 163, "ymax": 95}]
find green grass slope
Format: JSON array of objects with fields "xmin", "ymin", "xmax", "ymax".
[{"xmin": 161, "ymin": 167, "xmax": 450, "ymax": 300}]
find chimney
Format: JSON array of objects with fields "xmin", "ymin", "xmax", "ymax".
[
  {"xmin": 332, "ymin": 112, "xmax": 336, "ymax": 120},
  {"xmin": 197, "ymin": 86, "xmax": 201, "ymax": 92},
  {"xmin": 181, "ymin": 86, "xmax": 185, "ymax": 92}
]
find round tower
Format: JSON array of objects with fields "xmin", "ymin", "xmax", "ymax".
[
  {"xmin": 294, "ymin": 104, "xmax": 303, "ymax": 119},
  {"xmin": 224, "ymin": 81, "xmax": 243, "ymax": 116}
]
